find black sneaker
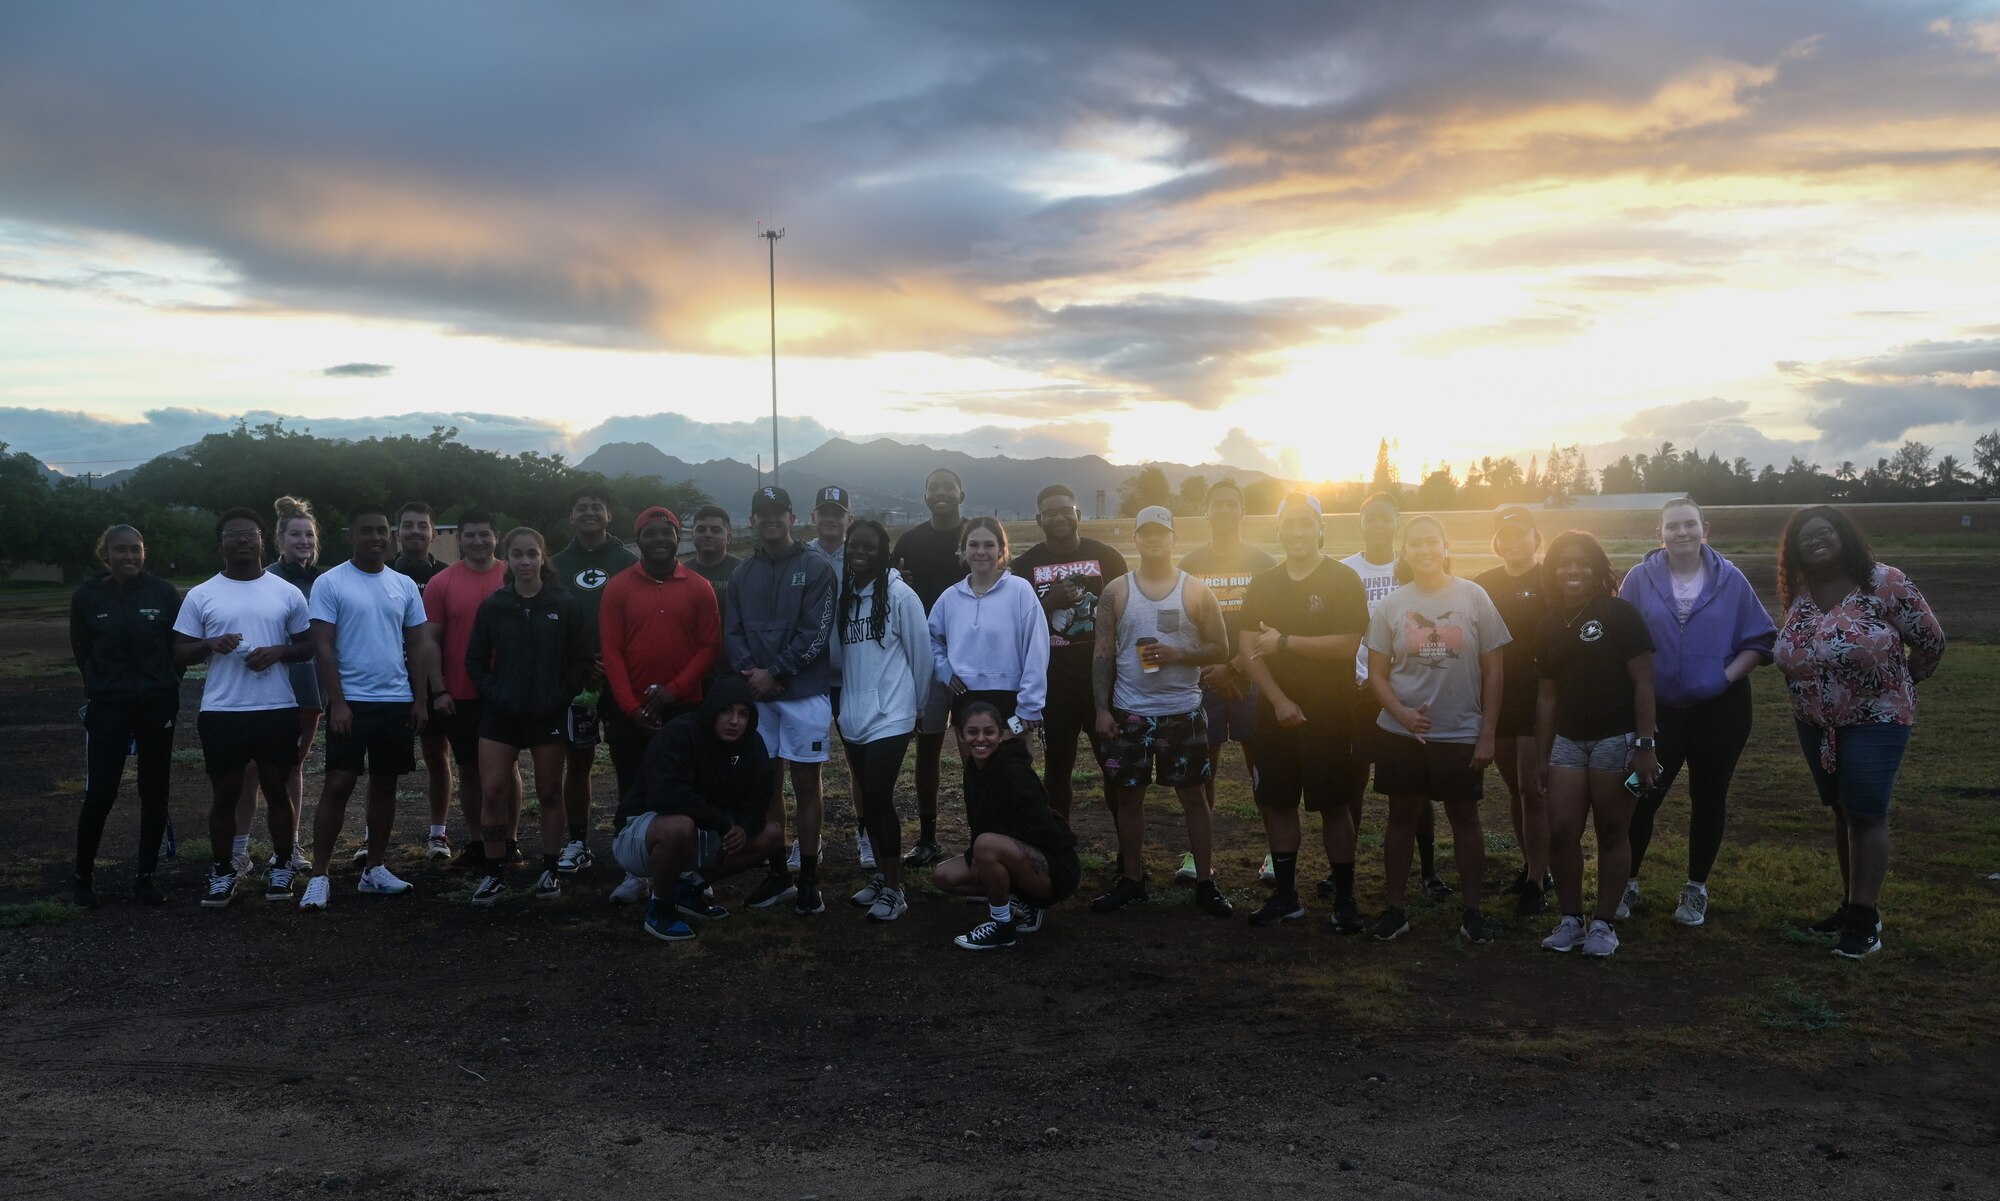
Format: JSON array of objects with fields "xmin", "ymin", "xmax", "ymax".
[
  {"xmin": 1805, "ymin": 904, "xmax": 1850, "ymax": 936},
  {"xmin": 1515, "ymin": 883, "xmax": 1547, "ymax": 918},
  {"xmin": 72, "ymin": 876, "xmax": 99, "ymax": 910},
  {"xmin": 1833, "ymin": 914, "xmax": 1882, "ymax": 960},
  {"xmin": 506, "ymin": 840, "xmax": 527, "ymax": 868},
  {"xmin": 1090, "ymin": 875, "xmax": 1148, "ymax": 914},
  {"xmin": 1372, "ymin": 906, "xmax": 1410, "ymax": 941},
  {"xmin": 1330, "ymin": 895, "xmax": 1364, "ymax": 934},
  {"xmin": 747, "ymin": 869, "xmax": 797, "ymax": 909},
  {"xmin": 1459, "ymin": 908, "xmax": 1493, "ymax": 943},
  {"xmin": 1315, "ymin": 875, "xmax": 1336, "ymax": 900},
  {"xmin": 903, "ymin": 840, "xmax": 944, "ymax": 869},
  {"xmin": 445, "ymin": 845, "xmax": 487, "ymax": 875},
  {"xmin": 201, "ymin": 871, "xmax": 239, "ymax": 909},
  {"xmin": 953, "ymin": 918, "xmax": 1016, "ymax": 951},
  {"xmin": 1248, "ymin": 892, "xmax": 1304, "ymax": 927},
  {"xmin": 1421, "ymin": 874, "xmax": 1454, "ymax": 899},
  {"xmin": 794, "ymin": 878, "xmax": 826, "ymax": 916},
  {"xmin": 1010, "ymin": 902, "xmax": 1044, "ymax": 934},
  {"xmin": 1194, "ymin": 879, "xmax": 1233, "ymax": 918},
  {"xmin": 132, "ymin": 874, "xmax": 165, "ymax": 906},
  {"xmin": 1501, "ymin": 869, "xmax": 1530, "ymax": 898}
]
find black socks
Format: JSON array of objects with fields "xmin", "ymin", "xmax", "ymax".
[
  {"xmin": 1272, "ymin": 852, "xmax": 1298, "ymax": 896},
  {"xmin": 1330, "ymin": 861, "xmax": 1355, "ymax": 903}
]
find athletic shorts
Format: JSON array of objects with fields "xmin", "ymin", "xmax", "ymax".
[
  {"xmin": 197, "ymin": 708, "xmax": 302, "ymax": 778},
  {"xmin": 829, "ymin": 685, "xmax": 842, "ymax": 723},
  {"xmin": 1371, "ymin": 728, "xmax": 1483, "ymax": 805},
  {"xmin": 1550, "ymin": 732, "xmax": 1633, "ymax": 773},
  {"xmin": 758, "ymin": 694, "xmax": 833, "ymax": 763},
  {"xmin": 916, "ymin": 679, "xmax": 952, "ymax": 737},
  {"xmin": 1201, "ymin": 682, "xmax": 1258, "ymax": 747},
  {"xmin": 443, "ymin": 699, "xmax": 484, "ymax": 766},
  {"xmin": 613, "ymin": 810, "xmax": 657, "ymax": 878},
  {"xmin": 1796, "ymin": 721, "xmax": 1911, "ymax": 821},
  {"xmin": 1097, "ymin": 707, "xmax": 1211, "ymax": 790},
  {"xmin": 1041, "ymin": 672, "xmax": 1097, "ymax": 754},
  {"xmin": 288, "ymin": 659, "xmax": 322, "ymax": 712},
  {"xmin": 1249, "ymin": 713, "xmax": 1352, "ymax": 813},
  {"xmin": 479, "ymin": 708, "xmax": 568, "ymax": 750},
  {"xmin": 325, "ymin": 700, "xmax": 417, "ymax": 776},
  {"xmin": 1021, "ymin": 846, "xmax": 1082, "ymax": 908},
  {"xmin": 566, "ymin": 697, "xmax": 601, "ymax": 750}
]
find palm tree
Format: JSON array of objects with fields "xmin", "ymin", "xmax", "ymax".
[
  {"xmin": 1935, "ymin": 454, "xmax": 1969, "ymax": 490},
  {"xmin": 1835, "ymin": 461, "xmax": 1856, "ymax": 482}
]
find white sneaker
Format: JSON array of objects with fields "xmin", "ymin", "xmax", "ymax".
[
  {"xmin": 1258, "ymin": 853, "xmax": 1275, "ymax": 884},
  {"xmin": 856, "ymin": 832, "xmax": 877, "ymax": 870},
  {"xmin": 851, "ymin": 874, "xmax": 885, "ymax": 908},
  {"xmin": 1615, "ymin": 880, "xmax": 1639, "ymax": 920},
  {"xmin": 786, "ymin": 841, "xmax": 801, "ymax": 873},
  {"xmin": 357, "ymin": 865, "xmax": 412, "ymax": 895},
  {"xmin": 1673, "ymin": 883, "xmax": 1708, "ymax": 927},
  {"xmin": 299, "ymin": 875, "xmax": 332, "ymax": 910},
  {"xmin": 231, "ymin": 850, "xmax": 253, "ymax": 877},
  {"xmin": 1581, "ymin": 919, "xmax": 1620, "ymax": 958},
  {"xmin": 556, "ymin": 839, "xmax": 591, "ymax": 874},
  {"xmin": 867, "ymin": 887, "xmax": 907, "ymax": 922},
  {"xmin": 285, "ymin": 846, "xmax": 311, "ymax": 872},
  {"xmin": 609, "ymin": 873, "xmax": 651, "ymax": 904},
  {"xmin": 532, "ymin": 870, "xmax": 562, "ymax": 899},
  {"xmin": 1541, "ymin": 914, "xmax": 1586, "ymax": 953},
  {"xmin": 426, "ymin": 834, "xmax": 453, "ymax": 862}
]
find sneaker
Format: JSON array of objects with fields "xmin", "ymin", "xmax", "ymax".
[
  {"xmin": 851, "ymin": 874, "xmax": 886, "ymax": 908},
  {"xmin": 556, "ymin": 840, "xmax": 591, "ymax": 874},
  {"xmin": 231, "ymin": 850, "xmax": 253, "ymax": 877},
  {"xmin": 1257, "ymin": 853, "xmax": 1275, "ymax": 884},
  {"xmin": 532, "ymin": 870, "xmax": 562, "ymax": 900},
  {"xmin": 470, "ymin": 875, "xmax": 508, "ymax": 906},
  {"xmin": 747, "ymin": 870, "xmax": 796, "ymax": 909},
  {"xmin": 1371, "ymin": 906, "xmax": 1410, "ymax": 941},
  {"xmin": 425, "ymin": 834, "xmax": 453, "ymax": 862},
  {"xmin": 609, "ymin": 873, "xmax": 651, "ymax": 905},
  {"xmin": 1516, "ymin": 882, "xmax": 1548, "ymax": 918},
  {"xmin": 350, "ymin": 846, "xmax": 369, "ymax": 869},
  {"xmin": 201, "ymin": 870, "xmax": 239, "ymax": 908},
  {"xmin": 1805, "ymin": 904, "xmax": 1850, "ymax": 936},
  {"xmin": 1194, "ymin": 878, "xmax": 1234, "ymax": 918},
  {"xmin": 1174, "ymin": 852, "xmax": 1198, "ymax": 883},
  {"xmin": 445, "ymin": 845, "xmax": 485, "ymax": 875},
  {"xmin": 953, "ymin": 919, "xmax": 1016, "ymax": 951},
  {"xmin": 1315, "ymin": 875, "xmax": 1336, "ymax": 900},
  {"xmin": 786, "ymin": 841, "xmax": 802, "ymax": 873},
  {"xmin": 671, "ymin": 880, "xmax": 728, "ymax": 921},
  {"xmin": 1421, "ymin": 874, "xmax": 1454, "ymax": 899},
  {"xmin": 1615, "ymin": 880, "xmax": 1639, "ymax": 920},
  {"xmin": 1330, "ymin": 895, "xmax": 1364, "ymax": 934},
  {"xmin": 867, "ymin": 887, "xmax": 908, "ymax": 923},
  {"xmin": 72, "ymin": 876, "xmax": 101, "ymax": 910},
  {"xmin": 1248, "ymin": 893, "xmax": 1305, "ymax": 927},
  {"xmin": 1459, "ymin": 908, "xmax": 1493, "ymax": 944},
  {"xmin": 1541, "ymin": 914, "xmax": 1587, "ymax": 953},
  {"xmin": 1673, "ymin": 884, "xmax": 1709, "ymax": 927},
  {"xmin": 643, "ymin": 898, "xmax": 695, "ymax": 942},
  {"xmin": 1090, "ymin": 875, "xmax": 1148, "ymax": 914},
  {"xmin": 856, "ymin": 831, "xmax": 877, "ymax": 870},
  {"xmin": 1581, "ymin": 918, "xmax": 1620, "ymax": 957},
  {"xmin": 1011, "ymin": 902, "xmax": 1044, "ymax": 933},
  {"xmin": 794, "ymin": 877, "xmax": 825, "ymax": 916},
  {"xmin": 903, "ymin": 840, "xmax": 944, "ymax": 869},
  {"xmin": 357, "ymin": 865, "xmax": 412, "ymax": 895},
  {"xmin": 506, "ymin": 840, "xmax": 526, "ymax": 867},
  {"xmin": 264, "ymin": 866, "xmax": 297, "ymax": 902},
  {"xmin": 1502, "ymin": 869, "xmax": 1530, "ymax": 898},
  {"xmin": 286, "ymin": 846, "xmax": 312, "ymax": 873},
  {"xmin": 299, "ymin": 875, "xmax": 332, "ymax": 910},
  {"xmin": 132, "ymin": 874, "xmax": 165, "ymax": 906},
  {"xmin": 1833, "ymin": 914, "xmax": 1882, "ymax": 960}
]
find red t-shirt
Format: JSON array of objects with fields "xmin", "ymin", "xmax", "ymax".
[{"xmin": 423, "ymin": 559, "xmax": 507, "ymax": 700}]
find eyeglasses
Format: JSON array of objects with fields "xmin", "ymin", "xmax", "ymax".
[{"xmin": 220, "ymin": 529, "xmax": 262, "ymax": 542}]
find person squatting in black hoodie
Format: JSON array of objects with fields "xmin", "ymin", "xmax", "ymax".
[
  {"xmin": 464, "ymin": 528, "xmax": 591, "ymax": 905},
  {"xmin": 611, "ymin": 674, "xmax": 785, "ymax": 943},
  {"xmin": 932, "ymin": 701, "xmax": 1082, "ymax": 951}
]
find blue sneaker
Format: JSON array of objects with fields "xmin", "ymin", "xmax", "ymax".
[
  {"xmin": 674, "ymin": 877, "xmax": 729, "ymax": 921},
  {"xmin": 644, "ymin": 898, "xmax": 695, "ymax": 942}
]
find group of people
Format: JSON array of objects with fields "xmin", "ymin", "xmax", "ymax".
[{"xmin": 69, "ymin": 474, "xmax": 1945, "ymax": 959}]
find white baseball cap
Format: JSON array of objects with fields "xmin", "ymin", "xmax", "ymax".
[{"xmin": 1135, "ymin": 505, "xmax": 1175, "ymax": 532}]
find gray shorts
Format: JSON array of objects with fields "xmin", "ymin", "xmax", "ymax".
[
  {"xmin": 613, "ymin": 811, "xmax": 657, "ymax": 878},
  {"xmin": 916, "ymin": 679, "xmax": 952, "ymax": 736},
  {"xmin": 1550, "ymin": 732, "xmax": 1634, "ymax": 773}
]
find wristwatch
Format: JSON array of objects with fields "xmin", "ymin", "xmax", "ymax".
[
  {"xmin": 1277, "ymin": 633, "xmax": 1290, "ymax": 654},
  {"xmin": 1634, "ymin": 737, "xmax": 1657, "ymax": 749}
]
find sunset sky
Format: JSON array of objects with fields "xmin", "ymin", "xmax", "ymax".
[{"xmin": 3, "ymin": 2, "xmax": 1997, "ymax": 482}]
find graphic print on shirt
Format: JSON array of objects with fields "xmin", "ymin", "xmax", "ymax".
[
  {"xmin": 572, "ymin": 567, "xmax": 611, "ymax": 592},
  {"xmin": 1579, "ymin": 619, "xmax": 1604, "ymax": 643},
  {"xmin": 1405, "ymin": 609, "xmax": 1468, "ymax": 669},
  {"xmin": 1027, "ymin": 560, "xmax": 1105, "ymax": 647}
]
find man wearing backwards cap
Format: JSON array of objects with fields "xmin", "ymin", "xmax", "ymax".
[
  {"xmin": 597, "ymin": 506, "xmax": 722, "ymax": 903},
  {"xmin": 551, "ymin": 484, "xmax": 640, "ymax": 876},
  {"xmin": 724, "ymin": 486, "xmax": 837, "ymax": 915}
]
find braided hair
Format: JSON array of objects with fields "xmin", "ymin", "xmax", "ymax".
[{"xmin": 839, "ymin": 519, "xmax": 892, "ymax": 646}]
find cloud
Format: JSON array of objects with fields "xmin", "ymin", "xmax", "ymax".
[
  {"xmin": 320, "ymin": 362, "xmax": 392, "ymax": 378},
  {"xmin": 1776, "ymin": 338, "xmax": 2000, "ymax": 448},
  {"xmin": 1214, "ymin": 426, "xmax": 1282, "ymax": 475},
  {"xmin": 1585, "ymin": 395, "xmax": 1816, "ymax": 472}
]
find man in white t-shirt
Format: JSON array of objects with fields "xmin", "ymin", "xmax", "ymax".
[
  {"xmin": 299, "ymin": 503, "xmax": 435, "ymax": 909},
  {"xmin": 173, "ymin": 509, "xmax": 316, "ymax": 907}
]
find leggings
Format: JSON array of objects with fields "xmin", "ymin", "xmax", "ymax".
[
  {"xmin": 844, "ymin": 732, "xmax": 912, "ymax": 867},
  {"xmin": 79, "ymin": 693, "xmax": 179, "ymax": 877},
  {"xmin": 1629, "ymin": 676, "xmax": 1752, "ymax": 884}
]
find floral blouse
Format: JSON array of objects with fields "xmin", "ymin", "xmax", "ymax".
[{"xmin": 1776, "ymin": 563, "xmax": 1945, "ymax": 771}]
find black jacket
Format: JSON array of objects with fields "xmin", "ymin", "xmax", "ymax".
[
  {"xmin": 962, "ymin": 738, "xmax": 1077, "ymax": 864},
  {"xmin": 69, "ymin": 573, "xmax": 182, "ymax": 702},
  {"xmin": 616, "ymin": 676, "xmax": 773, "ymax": 835},
  {"xmin": 465, "ymin": 580, "xmax": 589, "ymax": 720},
  {"xmin": 267, "ymin": 559, "xmax": 322, "ymax": 598}
]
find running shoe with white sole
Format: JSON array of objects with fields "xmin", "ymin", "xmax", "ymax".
[
  {"xmin": 851, "ymin": 874, "xmax": 885, "ymax": 908},
  {"xmin": 350, "ymin": 846, "xmax": 369, "ymax": 869},
  {"xmin": 867, "ymin": 887, "xmax": 907, "ymax": 923},
  {"xmin": 264, "ymin": 866, "xmax": 297, "ymax": 902},
  {"xmin": 1372, "ymin": 906, "xmax": 1410, "ymax": 941},
  {"xmin": 1257, "ymin": 853, "xmax": 1275, "ymax": 884},
  {"xmin": 556, "ymin": 840, "xmax": 591, "ymax": 875},
  {"xmin": 1581, "ymin": 918, "xmax": 1620, "ymax": 958},
  {"xmin": 231, "ymin": 850, "xmax": 253, "ymax": 877},
  {"xmin": 1833, "ymin": 913, "xmax": 1883, "ymax": 959},
  {"xmin": 1615, "ymin": 880, "xmax": 1639, "ymax": 920},
  {"xmin": 1541, "ymin": 914, "xmax": 1587, "ymax": 953},
  {"xmin": 674, "ymin": 879, "xmax": 728, "ymax": 921},
  {"xmin": 644, "ymin": 898, "xmax": 695, "ymax": 942},
  {"xmin": 1421, "ymin": 874, "xmax": 1455, "ymax": 899},
  {"xmin": 794, "ymin": 878, "xmax": 826, "ymax": 916},
  {"xmin": 1459, "ymin": 908, "xmax": 1493, "ymax": 944},
  {"xmin": 1673, "ymin": 884, "xmax": 1709, "ymax": 927},
  {"xmin": 1194, "ymin": 878, "xmax": 1234, "ymax": 918},
  {"xmin": 747, "ymin": 870, "xmax": 796, "ymax": 909},
  {"xmin": 1174, "ymin": 852, "xmax": 1197, "ymax": 883},
  {"xmin": 953, "ymin": 919, "xmax": 1016, "ymax": 951},
  {"xmin": 856, "ymin": 832, "xmax": 877, "ymax": 870},
  {"xmin": 786, "ymin": 841, "xmax": 801, "ymax": 873},
  {"xmin": 1011, "ymin": 902, "xmax": 1043, "ymax": 933},
  {"xmin": 903, "ymin": 840, "xmax": 944, "ymax": 869},
  {"xmin": 357, "ymin": 865, "xmax": 413, "ymax": 895},
  {"xmin": 1249, "ymin": 893, "xmax": 1305, "ymax": 927},
  {"xmin": 286, "ymin": 846, "xmax": 311, "ymax": 873},
  {"xmin": 426, "ymin": 834, "xmax": 453, "ymax": 863},
  {"xmin": 201, "ymin": 870, "xmax": 238, "ymax": 908},
  {"xmin": 299, "ymin": 875, "xmax": 332, "ymax": 910},
  {"xmin": 470, "ymin": 875, "xmax": 508, "ymax": 906},
  {"xmin": 532, "ymin": 870, "xmax": 562, "ymax": 899},
  {"xmin": 608, "ymin": 874, "xmax": 651, "ymax": 905},
  {"xmin": 1330, "ymin": 896, "xmax": 1364, "ymax": 935}
]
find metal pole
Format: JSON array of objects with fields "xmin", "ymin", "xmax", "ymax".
[{"xmin": 761, "ymin": 227, "xmax": 784, "ymax": 486}]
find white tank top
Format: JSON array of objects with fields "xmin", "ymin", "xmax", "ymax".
[{"xmin": 1112, "ymin": 570, "xmax": 1203, "ymax": 715}]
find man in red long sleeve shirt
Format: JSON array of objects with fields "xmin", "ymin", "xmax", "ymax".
[{"xmin": 600, "ymin": 506, "xmax": 721, "ymax": 901}]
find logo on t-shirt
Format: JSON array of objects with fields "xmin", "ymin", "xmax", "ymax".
[
  {"xmin": 1405, "ymin": 610, "xmax": 1466, "ymax": 669},
  {"xmin": 574, "ymin": 567, "xmax": 610, "ymax": 591},
  {"xmin": 1579, "ymin": 619, "xmax": 1604, "ymax": 643},
  {"xmin": 140, "ymin": 608, "xmax": 161, "ymax": 621},
  {"xmin": 1307, "ymin": 594, "xmax": 1324, "ymax": 613},
  {"xmin": 1029, "ymin": 560, "xmax": 1104, "ymax": 646}
]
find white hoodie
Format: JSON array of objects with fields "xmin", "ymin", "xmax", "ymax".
[
  {"xmin": 837, "ymin": 574, "xmax": 932, "ymax": 744},
  {"xmin": 927, "ymin": 572, "xmax": 1050, "ymax": 721}
]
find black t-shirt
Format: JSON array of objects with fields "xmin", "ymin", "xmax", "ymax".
[
  {"xmin": 391, "ymin": 555, "xmax": 447, "ymax": 592},
  {"xmin": 1179, "ymin": 541, "xmax": 1277, "ymax": 643},
  {"xmin": 1010, "ymin": 538, "xmax": 1128, "ymax": 683},
  {"xmin": 1475, "ymin": 565, "xmax": 1547, "ymax": 709},
  {"xmin": 1238, "ymin": 558, "xmax": 1368, "ymax": 724},
  {"xmin": 891, "ymin": 520, "xmax": 967, "ymax": 612},
  {"xmin": 688, "ymin": 554, "xmax": 741, "ymax": 620},
  {"xmin": 1535, "ymin": 595, "xmax": 1654, "ymax": 741}
]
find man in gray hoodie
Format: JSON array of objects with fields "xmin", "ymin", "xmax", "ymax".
[{"xmin": 724, "ymin": 486, "xmax": 837, "ymax": 916}]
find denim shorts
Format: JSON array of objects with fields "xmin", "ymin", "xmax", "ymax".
[
  {"xmin": 1550, "ymin": 732, "xmax": 1633, "ymax": 773},
  {"xmin": 1794, "ymin": 721, "xmax": 1912, "ymax": 821}
]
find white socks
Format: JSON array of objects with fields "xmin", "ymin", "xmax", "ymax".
[
  {"xmin": 1686, "ymin": 880, "xmax": 1708, "ymax": 896},
  {"xmin": 429, "ymin": 824, "xmax": 446, "ymax": 838},
  {"xmin": 988, "ymin": 901, "xmax": 1013, "ymax": 924},
  {"xmin": 231, "ymin": 835, "xmax": 250, "ymax": 856}
]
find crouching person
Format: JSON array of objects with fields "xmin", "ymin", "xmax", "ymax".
[
  {"xmin": 932, "ymin": 702, "xmax": 1082, "ymax": 950},
  {"xmin": 610, "ymin": 676, "xmax": 783, "ymax": 942}
]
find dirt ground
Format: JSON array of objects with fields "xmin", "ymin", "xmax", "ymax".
[{"xmin": 3, "ymin": 586, "xmax": 1996, "ymax": 1199}]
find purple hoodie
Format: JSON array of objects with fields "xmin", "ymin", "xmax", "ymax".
[{"xmin": 1620, "ymin": 544, "xmax": 1776, "ymax": 709}]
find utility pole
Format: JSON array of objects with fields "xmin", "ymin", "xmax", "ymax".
[{"xmin": 760, "ymin": 226, "xmax": 784, "ymax": 486}]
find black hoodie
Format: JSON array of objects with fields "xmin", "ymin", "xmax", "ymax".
[
  {"xmin": 616, "ymin": 675, "xmax": 773, "ymax": 835},
  {"xmin": 961, "ymin": 737, "xmax": 1077, "ymax": 865},
  {"xmin": 69, "ymin": 572, "xmax": 182, "ymax": 702},
  {"xmin": 465, "ymin": 579, "xmax": 590, "ymax": 719}
]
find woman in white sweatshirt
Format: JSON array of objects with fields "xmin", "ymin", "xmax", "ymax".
[
  {"xmin": 837, "ymin": 520, "xmax": 932, "ymax": 921},
  {"xmin": 928, "ymin": 517, "xmax": 1050, "ymax": 733}
]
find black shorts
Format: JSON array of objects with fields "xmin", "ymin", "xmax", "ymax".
[
  {"xmin": 1371, "ymin": 727, "xmax": 1484, "ymax": 804},
  {"xmin": 1249, "ymin": 713, "xmax": 1353, "ymax": 813},
  {"xmin": 479, "ymin": 708, "xmax": 569, "ymax": 750},
  {"xmin": 1021, "ymin": 846, "xmax": 1082, "ymax": 908},
  {"xmin": 1040, "ymin": 670, "xmax": 1098, "ymax": 754},
  {"xmin": 325, "ymin": 700, "xmax": 417, "ymax": 776},
  {"xmin": 1494, "ymin": 683, "xmax": 1538, "ymax": 740},
  {"xmin": 1097, "ymin": 707, "xmax": 1210, "ymax": 789},
  {"xmin": 443, "ymin": 700, "xmax": 483, "ymax": 766},
  {"xmin": 197, "ymin": 708, "xmax": 301, "ymax": 778},
  {"xmin": 829, "ymin": 686, "xmax": 841, "ymax": 722}
]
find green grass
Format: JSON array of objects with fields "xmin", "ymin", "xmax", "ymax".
[
  {"xmin": 1752, "ymin": 977, "xmax": 1847, "ymax": 1032},
  {"xmin": 0, "ymin": 901, "xmax": 81, "ymax": 928}
]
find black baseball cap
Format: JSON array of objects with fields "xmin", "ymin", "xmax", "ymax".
[
  {"xmin": 813, "ymin": 485, "xmax": 851, "ymax": 513},
  {"xmin": 750, "ymin": 485, "xmax": 793, "ymax": 513}
]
